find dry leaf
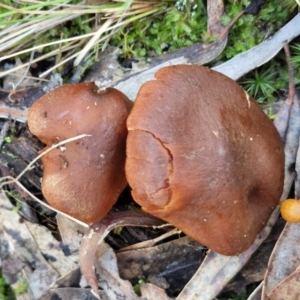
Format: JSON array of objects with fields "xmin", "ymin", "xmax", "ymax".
[
  {"xmin": 141, "ymin": 283, "xmax": 173, "ymax": 300},
  {"xmin": 0, "ymin": 191, "xmax": 58, "ymax": 298},
  {"xmin": 0, "ymin": 191, "xmax": 79, "ymax": 298},
  {"xmin": 266, "ymin": 264, "xmax": 300, "ymax": 300},
  {"xmin": 56, "ymin": 214, "xmax": 88, "ymax": 253},
  {"xmin": 94, "ymin": 243, "xmax": 140, "ymax": 299},
  {"xmin": 262, "ymin": 222, "xmax": 300, "ymax": 298},
  {"xmin": 40, "ymin": 287, "xmax": 104, "ymax": 300}
]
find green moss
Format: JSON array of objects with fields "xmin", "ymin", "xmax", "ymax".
[
  {"xmin": 110, "ymin": 2, "xmax": 207, "ymax": 59},
  {"xmin": 0, "ymin": 268, "xmax": 28, "ymax": 299},
  {"xmin": 133, "ymin": 279, "xmax": 145, "ymax": 296},
  {"xmin": 108, "ymin": 0, "xmax": 296, "ymax": 106},
  {"xmin": 13, "ymin": 281, "xmax": 27, "ymax": 297},
  {"xmin": 221, "ymin": 0, "xmax": 290, "ymax": 59},
  {"xmin": 113, "ymin": 226, "xmax": 123, "ymax": 236},
  {"xmin": 109, "ymin": 0, "xmax": 292, "ymax": 66},
  {"xmin": 0, "ymin": 272, "xmax": 13, "ymax": 300},
  {"xmin": 291, "ymin": 43, "xmax": 300, "ymax": 65}
]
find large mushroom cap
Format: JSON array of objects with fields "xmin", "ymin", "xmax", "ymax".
[
  {"xmin": 126, "ymin": 65, "xmax": 284, "ymax": 255},
  {"xmin": 28, "ymin": 82, "xmax": 132, "ymax": 224}
]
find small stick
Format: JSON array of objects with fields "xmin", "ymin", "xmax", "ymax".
[
  {"xmin": 0, "ymin": 121, "xmax": 10, "ymax": 148},
  {"xmin": 8, "ymin": 49, "xmax": 35, "ymax": 102},
  {"xmin": 117, "ymin": 228, "xmax": 181, "ymax": 252},
  {"xmin": 283, "ymin": 42, "xmax": 295, "ymax": 105}
]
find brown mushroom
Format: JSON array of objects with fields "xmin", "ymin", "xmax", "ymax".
[
  {"xmin": 28, "ymin": 82, "xmax": 132, "ymax": 224},
  {"xmin": 126, "ymin": 65, "xmax": 284, "ymax": 255}
]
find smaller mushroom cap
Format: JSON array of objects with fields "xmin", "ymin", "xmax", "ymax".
[
  {"xmin": 28, "ymin": 82, "xmax": 132, "ymax": 224},
  {"xmin": 126, "ymin": 65, "xmax": 284, "ymax": 255},
  {"xmin": 280, "ymin": 199, "xmax": 300, "ymax": 223}
]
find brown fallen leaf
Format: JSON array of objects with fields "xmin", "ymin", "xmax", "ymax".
[
  {"xmin": 141, "ymin": 283, "xmax": 173, "ymax": 300},
  {"xmin": 266, "ymin": 264, "xmax": 300, "ymax": 300},
  {"xmin": 0, "ymin": 87, "xmax": 44, "ymax": 122},
  {"xmin": 138, "ymin": 9, "xmax": 244, "ymax": 71},
  {"xmin": 263, "ymin": 222, "xmax": 300, "ymax": 299},
  {"xmin": 94, "ymin": 243, "xmax": 141, "ymax": 300},
  {"xmin": 0, "ymin": 73, "xmax": 62, "ymax": 122}
]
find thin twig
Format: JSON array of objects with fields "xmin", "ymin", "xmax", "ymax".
[
  {"xmin": 283, "ymin": 42, "xmax": 295, "ymax": 105},
  {"xmin": 0, "ymin": 121, "xmax": 10, "ymax": 148},
  {"xmin": 74, "ymin": 16, "xmax": 115, "ymax": 66},
  {"xmin": 117, "ymin": 228, "xmax": 181, "ymax": 252},
  {"xmin": 8, "ymin": 48, "xmax": 35, "ymax": 102},
  {"xmin": 217, "ymin": 10, "xmax": 245, "ymax": 42}
]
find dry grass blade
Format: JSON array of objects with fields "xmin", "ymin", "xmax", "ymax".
[
  {"xmin": 118, "ymin": 227, "xmax": 180, "ymax": 252},
  {"xmin": 0, "ymin": 0, "xmax": 163, "ymax": 79},
  {"xmin": 74, "ymin": 17, "xmax": 115, "ymax": 66}
]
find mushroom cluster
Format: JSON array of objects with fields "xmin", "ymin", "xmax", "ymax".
[
  {"xmin": 28, "ymin": 65, "xmax": 284, "ymax": 255},
  {"xmin": 28, "ymin": 82, "xmax": 132, "ymax": 224},
  {"xmin": 126, "ymin": 65, "xmax": 284, "ymax": 255}
]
